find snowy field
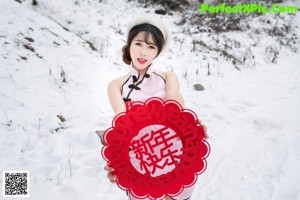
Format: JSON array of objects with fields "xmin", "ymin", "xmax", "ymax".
[{"xmin": 0, "ymin": 0, "xmax": 300, "ymax": 199}]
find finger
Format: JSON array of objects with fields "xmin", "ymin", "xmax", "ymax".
[
  {"xmin": 104, "ymin": 164, "xmax": 115, "ymax": 172},
  {"xmin": 202, "ymin": 125, "xmax": 209, "ymax": 139},
  {"xmin": 202, "ymin": 124, "xmax": 207, "ymax": 132},
  {"xmin": 205, "ymin": 132, "xmax": 209, "ymax": 139},
  {"xmin": 107, "ymin": 172, "xmax": 117, "ymax": 183}
]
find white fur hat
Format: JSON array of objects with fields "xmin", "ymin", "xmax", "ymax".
[{"xmin": 126, "ymin": 14, "xmax": 171, "ymax": 55}]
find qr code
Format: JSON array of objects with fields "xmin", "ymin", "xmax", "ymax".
[{"xmin": 3, "ymin": 171, "xmax": 30, "ymax": 197}]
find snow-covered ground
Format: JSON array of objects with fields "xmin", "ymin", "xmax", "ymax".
[{"xmin": 0, "ymin": 0, "xmax": 300, "ymax": 199}]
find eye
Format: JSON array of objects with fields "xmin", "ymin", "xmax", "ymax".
[
  {"xmin": 149, "ymin": 45, "xmax": 156, "ymax": 49},
  {"xmin": 135, "ymin": 42, "xmax": 142, "ymax": 46}
]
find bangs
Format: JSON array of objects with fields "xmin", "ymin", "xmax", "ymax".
[
  {"xmin": 143, "ymin": 31, "xmax": 157, "ymax": 46},
  {"xmin": 128, "ymin": 23, "xmax": 164, "ymax": 54}
]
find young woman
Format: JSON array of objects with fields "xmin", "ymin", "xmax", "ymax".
[{"xmin": 104, "ymin": 14, "xmax": 194, "ymax": 200}]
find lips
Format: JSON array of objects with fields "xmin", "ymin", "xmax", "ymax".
[{"xmin": 137, "ymin": 58, "xmax": 147, "ymax": 64}]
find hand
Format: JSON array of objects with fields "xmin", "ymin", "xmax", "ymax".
[
  {"xmin": 201, "ymin": 123, "xmax": 209, "ymax": 139},
  {"xmin": 104, "ymin": 164, "xmax": 117, "ymax": 183}
]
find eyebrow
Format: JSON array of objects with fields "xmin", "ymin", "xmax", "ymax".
[{"xmin": 134, "ymin": 39, "xmax": 157, "ymax": 46}]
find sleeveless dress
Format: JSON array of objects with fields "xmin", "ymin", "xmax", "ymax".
[
  {"xmin": 121, "ymin": 64, "xmax": 195, "ymax": 200},
  {"xmin": 122, "ymin": 63, "xmax": 166, "ymax": 103}
]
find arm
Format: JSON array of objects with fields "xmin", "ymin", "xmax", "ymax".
[
  {"xmin": 165, "ymin": 72, "xmax": 208, "ymax": 139},
  {"xmin": 107, "ymin": 79, "xmax": 126, "ymax": 115},
  {"xmin": 165, "ymin": 71, "xmax": 185, "ymax": 107},
  {"xmin": 105, "ymin": 78, "xmax": 126, "ymax": 184}
]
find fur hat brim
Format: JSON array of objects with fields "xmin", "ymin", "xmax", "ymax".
[{"xmin": 126, "ymin": 14, "xmax": 171, "ymax": 56}]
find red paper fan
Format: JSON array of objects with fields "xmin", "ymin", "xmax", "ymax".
[{"xmin": 101, "ymin": 97, "xmax": 210, "ymax": 200}]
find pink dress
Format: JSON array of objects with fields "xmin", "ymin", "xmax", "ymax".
[
  {"xmin": 122, "ymin": 64, "xmax": 166, "ymax": 103},
  {"xmin": 121, "ymin": 64, "xmax": 195, "ymax": 200}
]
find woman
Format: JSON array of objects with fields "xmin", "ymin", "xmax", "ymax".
[{"xmin": 104, "ymin": 14, "xmax": 194, "ymax": 200}]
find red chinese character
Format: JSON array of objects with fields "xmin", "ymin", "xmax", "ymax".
[{"xmin": 130, "ymin": 125, "xmax": 182, "ymax": 176}]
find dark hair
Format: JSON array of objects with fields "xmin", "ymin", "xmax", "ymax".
[{"xmin": 122, "ymin": 23, "xmax": 164, "ymax": 65}]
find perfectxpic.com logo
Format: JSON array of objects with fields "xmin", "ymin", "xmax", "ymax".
[{"xmin": 200, "ymin": 3, "xmax": 298, "ymax": 13}]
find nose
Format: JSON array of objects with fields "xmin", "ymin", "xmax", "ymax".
[{"xmin": 140, "ymin": 46, "xmax": 147, "ymax": 56}]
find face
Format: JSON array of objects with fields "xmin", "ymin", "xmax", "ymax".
[{"xmin": 129, "ymin": 31, "xmax": 159, "ymax": 72}]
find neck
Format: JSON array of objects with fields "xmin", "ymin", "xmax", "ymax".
[{"xmin": 132, "ymin": 64, "xmax": 151, "ymax": 78}]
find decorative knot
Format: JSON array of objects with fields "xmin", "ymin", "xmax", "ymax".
[
  {"xmin": 128, "ymin": 84, "xmax": 141, "ymax": 90},
  {"xmin": 132, "ymin": 75, "xmax": 138, "ymax": 82},
  {"xmin": 123, "ymin": 97, "xmax": 132, "ymax": 102}
]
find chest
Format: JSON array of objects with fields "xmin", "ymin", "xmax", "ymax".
[{"xmin": 122, "ymin": 72, "xmax": 166, "ymax": 102}]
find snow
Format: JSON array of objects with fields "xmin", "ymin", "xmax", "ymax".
[{"xmin": 0, "ymin": 0, "xmax": 300, "ymax": 199}]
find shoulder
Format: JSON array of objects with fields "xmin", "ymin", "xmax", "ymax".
[
  {"xmin": 162, "ymin": 71, "xmax": 184, "ymax": 105},
  {"xmin": 162, "ymin": 71, "xmax": 181, "ymax": 91},
  {"xmin": 162, "ymin": 71, "xmax": 179, "ymax": 82},
  {"xmin": 153, "ymin": 70, "xmax": 178, "ymax": 80},
  {"xmin": 107, "ymin": 73, "xmax": 131, "ymax": 91}
]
